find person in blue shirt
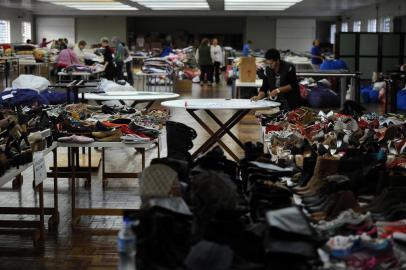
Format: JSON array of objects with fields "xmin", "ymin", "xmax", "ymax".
[
  {"xmin": 242, "ymin": 40, "xmax": 252, "ymax": 57},
  {"xmin": 320, "ymin": 57, "xmax": 348, "ymax": 70},
  {"xmin": 310, "ymin": 39, "xmax": 323, "ymax": 70}
]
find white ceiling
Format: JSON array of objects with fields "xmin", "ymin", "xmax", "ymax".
[{"xmin": 0, "ymin": 0, "xmax": 388, "ymax": 16}]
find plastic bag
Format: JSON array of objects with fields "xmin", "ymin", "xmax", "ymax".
[{"xmin": 12, "ymin": 74, "xmax": 50, "ymax": 92}]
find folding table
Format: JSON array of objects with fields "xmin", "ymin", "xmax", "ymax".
[
  {"xmin": 83, "ymin": 91, "xmax": 179, "ymax": 110},
  {"xmin": 162, "ymin": 99, "xmax": 280, "ymax": 162}
]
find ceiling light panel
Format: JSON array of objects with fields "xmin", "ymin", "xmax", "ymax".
[
  {"xmin": 225, "ymin": 0, "xmax": 303, "ymax": 10},
  {"xmin": 131, "ymin": 0, "xmax": 209, "ymax": 10},
  {"xmin": 38, "ymin": 0, "xmax": 138, "ymax": 10}
]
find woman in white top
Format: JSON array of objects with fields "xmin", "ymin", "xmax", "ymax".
[
  {"xmin": 210, "ymin": 38, "xmax": 223, "ymax": 84},
  {"xmin": 74, "ymin": 40, "xmax": 87, "ymax": 64}
]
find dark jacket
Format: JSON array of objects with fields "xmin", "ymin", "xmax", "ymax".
[
  {"xmin": 260, "ymin": 60, "xmax": 302, "ymax": 110},
  {"xmin": 197, "ymin": 45, "xmax": 213, "ymax": 66}
]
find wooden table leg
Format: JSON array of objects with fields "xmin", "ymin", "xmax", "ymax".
[
  {"xmin": 71, "ymin": 148, "xmax": 79, "ymax": 225},
  {"xmin": 102, "ymin": 148, "xmax": 108, "ymax": 188},
  {"xmin": 188, "ymin": 109, "xmax": 249, "ymax": 161},
  {"xmin": 188, "ymin": 109, "xmax": 239, "ymax": 160},
  {"xmin": 12, "ymin": 174, "xmax": 23, "ymax": 190},
  {"xmin": 205, "ymin": 110, "xmax": 245, "ymax": 149},
  {"xmin": 38, "ymin": 182, "xmax": 45, "ymax": 243},
  {"xmin": 84, "ymin": 147, "xmax": 91, "ymax": 189},
  {"xmin": 49, "ymin": 148, "xmax": 60, "ymax": 231}
]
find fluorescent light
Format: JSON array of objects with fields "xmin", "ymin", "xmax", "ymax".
[
  {"xmin": 131, "ymin": 0, "xmax": 209, "ymax": 10},
  {"xmin": 38, "ymin": 0, "xmax": 138, "ymax": 10},
  {"xmin": 225, "ymin": 0, "xmax": 302, "ymax": 10}
]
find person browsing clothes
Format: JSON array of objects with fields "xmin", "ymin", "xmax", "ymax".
[{"xmin": 251, "ymin": 48, "xmax": 302, "ymax": 110}]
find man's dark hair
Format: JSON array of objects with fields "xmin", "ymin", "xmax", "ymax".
[
  {"xmin": 247, "ymin": 40, "xmax": 252, "ymax": 44},
  {"xmin": 265, "ymin": 48, "xmax": 280, "ymax": 61}
]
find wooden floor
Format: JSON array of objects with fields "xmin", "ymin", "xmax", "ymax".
[{"xmin": 0, "ymin": 76, "xmax": 261, "ymax": 270}]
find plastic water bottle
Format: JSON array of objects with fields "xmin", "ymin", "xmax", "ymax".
[{"xmin": 118, "ymin": 217, "xmax": 136, "ymax": 270}]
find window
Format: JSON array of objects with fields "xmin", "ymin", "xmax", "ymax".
[
  {"xmin": 0, "ymin": 20, "xmax": 10, "ymax": 43},
  {"xmin": 330, "ymin": 24, "xmax": 336, "ymax": 44},
  {"xmin": 353, "ymin": 20, "xmax": 361, "ymax": 32},
  {"xmin": 380, "ymin": 17, "xmax": 391, "ymax": 32},
  {"xmin": 368, "ymin": 19, "xmax": 377, "ymax": 32},
  {"xmin": 21, "ymin": 21, "xmax": 32, "ymax": 43},
  {"xmin": 341, "ymin": 22, "xmax": 348, "ymax": 32}
]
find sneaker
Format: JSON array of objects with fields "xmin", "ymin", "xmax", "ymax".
[{"xmin": 207, "ymin": 82, "xmax": 212, "ymax": 86}]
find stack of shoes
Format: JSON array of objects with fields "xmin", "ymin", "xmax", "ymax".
[
  {"xmin": 363, "ymin": 186, "xmax": 406, "ymax": 222},
  {"xmin": 264, "ymin": 207, "xmax": 323, "ymax": 269},
  {"xmin": 166, "ymin": 121, "xmax": 196, "ymax": 161}
]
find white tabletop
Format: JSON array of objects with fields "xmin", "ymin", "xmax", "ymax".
[
  {"xmin": 84, "ymin": 91, "xmax": 179, "ymax": 101},
  {"xmin": 57, "ymin": 141, "xmax": 154, "ymax": 149},
  {"xmin": 161, "ymin": 99, "xmax": 280, "ymax": 110},
  {"xmin": 135, "ymin": 71, "xmax": 170, "ymax": 77},
  {"xmin": 58, "ymin": 69, "xmax": 104, "ymax": 76},
  {"xmin": 236, "ymin": 79, "xmax": 263, "ymax": 88}
]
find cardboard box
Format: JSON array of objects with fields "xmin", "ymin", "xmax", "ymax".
[
  {"xmin": 174, "ymin": 79, "xmax": 192, "ymax": 91},
  {"xmin": 239, "ymin": 57, "xmax": 256, "ymax": 82}
]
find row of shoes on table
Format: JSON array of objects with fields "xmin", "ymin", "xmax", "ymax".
[
  {"xmin": 256, "ymin": 104, "xmax": 406, "ymax": 269},
  {"xmin": 49, "ymin": 103, "xmax": 168, "ymax": 144},
  {"xmin": 0, "ymin": 106, "xmax": 53, "ymax": 177}
]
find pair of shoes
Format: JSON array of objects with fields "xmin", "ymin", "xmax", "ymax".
[
  {"xmin": 121, "ymin": 134, "xmax": 150, "ymax": 144},
  {"xmin": 58, "ymin": 135, "xmax": 94, "ymax": 144},
  {"xmin": 28, "ymin": 131, "xmax": 46, "ymax": 152},
  {"xmin": 96, "ymin": 129, "xmax": 123, "ymax": 142},
  {"xmin": 207, "ymin": 82, "xmax": 212, "ymax": 86}
]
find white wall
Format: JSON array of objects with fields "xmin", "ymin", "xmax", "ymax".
[
  {"xmin": 36, "ymin": 17, "xmax": 75, "ymax": 45},
  {"xmin": 276, "ymin": 19, "xmax": 316, "ymax": 52},
  {"xmin": 245, "ymin": 17, "xmax": 276, "ymax": 50},
  {"xmin": 76, "ymin": 16, "xmax": 126, "ymax": 46},
  {"xmin": 0, "ymin": 7, "xmax": 32, "ymax": 43}
]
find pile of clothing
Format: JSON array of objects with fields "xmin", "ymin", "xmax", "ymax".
[
  {"xmin": 142, "ymin": 58, "xmax": 174, "ymax": 75},
  {"xmin": 0, "ymin": 74, "xmax": 72, "ymax": 106},
  {"xmin": 299, "ymin": 78, "xmax": 340, "ymax": 108},
  {"xmin": 63, "ymin": 63, "xmax": 105, "ymax": 74}
]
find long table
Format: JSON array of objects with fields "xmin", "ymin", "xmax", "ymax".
[{"xmin": 0, "ymin": 143, "xmax": 59, "ymax": 246}]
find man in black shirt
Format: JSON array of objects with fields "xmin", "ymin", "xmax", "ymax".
[{"xmin": 251, "ymin": 49, "xmax": 302, "ymax": 110}]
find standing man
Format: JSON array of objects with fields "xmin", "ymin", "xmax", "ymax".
[
  {"xmin": 310, "ymin": 39, "xmax": 323, "ymax": 70},
  {"xmin": 112, "ymin": 37, "xmax": 125, "ymax": 81},
  {"xmin": 251, "ymin": 49, "xmax": 301, "ymax": 110},
  {"xmin": 242, "ymin": 40, "xmax": 252, "ymax": 57},
  {"xmin": 210, "ymin": 38, "xmax": 223, "ymax": 84}
]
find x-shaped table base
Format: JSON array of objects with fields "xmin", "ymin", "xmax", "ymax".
[{"xmin": 187, "ymin": 109, "xmax": 250, "ymax": 162}]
